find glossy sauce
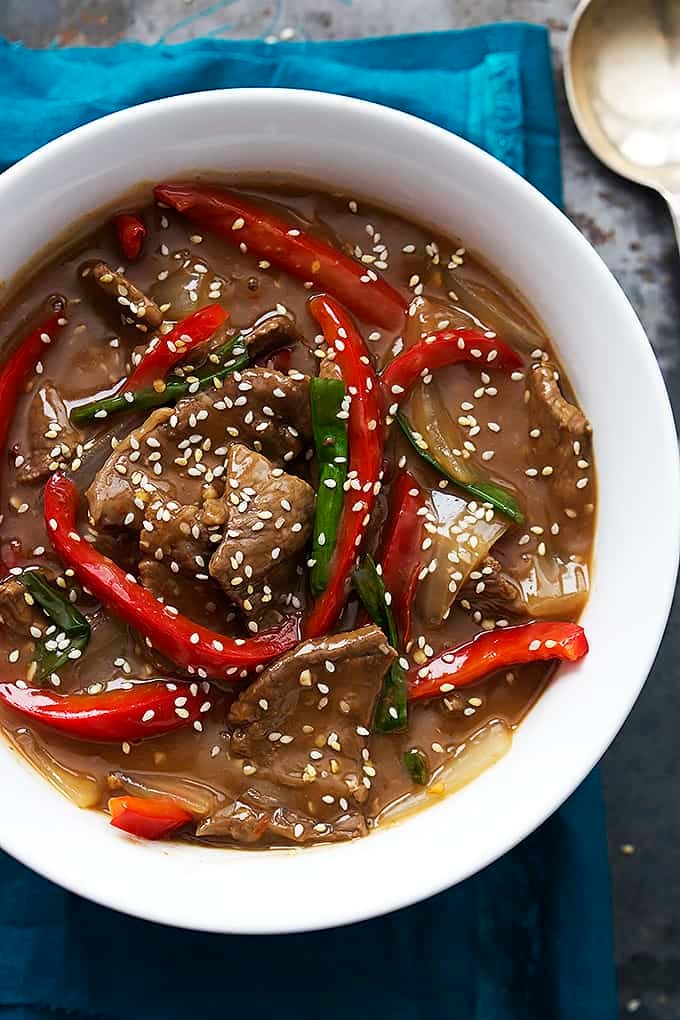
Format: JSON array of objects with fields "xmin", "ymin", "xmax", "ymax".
[{"xmin": 0, "ymin": 181, "xmax": 596, "ymax": 841}]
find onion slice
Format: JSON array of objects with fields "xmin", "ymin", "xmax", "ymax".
[
  {"xmin": 107, "ymin": 769, "xmax": 225, "ymax": 817},
  {"xmin": 418, "ymin": 490, "xmax": 508, "ymax": 626},
  {"xmin": 7, "ymin": 728, "xmax": 101, "ymax": 809}
]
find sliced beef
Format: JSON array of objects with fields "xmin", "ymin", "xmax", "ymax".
[
  {"xmin": 82, "ymin": 260, "xmax": 163, "ymax": 332},
  {"xmin": 526, "ymin": 360, "xmax": 593, "ymax": 507},
  {"xmin": 0, "ymin": 577, "xmax": 47, "ymax": 640},
  {"xmin": 137, "ymin": 559, "xmax": 237, "ymax": 633},
  {"xmin": 459, "ymin": 554, "xmax": 526, "ymax": 619},
  {"xmin": 17, "ymin": 384, "xmax": 83, "ymax": 483},
  {"xmin": 208, "ymin": 444, "xmax": 314, "ymax": 628},
  {"xmin": 86, "ymin": 367, "xmax": 312, "ymax": 531},
  {"xmin": 196, "ymin": 782, "xmax": 365, "ymax": 844},
  {"xmin": 228, "ymin": 560, "xmax": 302, "ymax": 631},
  {"xmin": 222, "ymin": 625, "xmax": 395, "ymax": 844},
  {"xmin": 139, "ymin": 498, "xmax": 210, "ymax": 575},
  {"xmin": 244, "ymin": 312, "xmax": 304, "ymax": 361}
]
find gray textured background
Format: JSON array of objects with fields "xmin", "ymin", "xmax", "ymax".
[{"xmin": 2, "ymin": 2, "xmax": 679, "ymax": 1017}]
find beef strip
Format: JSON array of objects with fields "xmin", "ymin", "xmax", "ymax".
[
  {"xmin": 213, "ymin": 625, "xmax": 395, "ymax": 844},
  {"xmin": 17, "ymin": 384, "xmax": 83, "ymax": 483},
  {"xmin": 208, "ymin": 443, "xmax": 315, "ymax": 628},
  {"xmin": 82, "ymin": 260, "xmax": 163, "ymax": 332},
  {"xmin": 244, "ymin": 312, "xmax": 304, "ymax": 360},
  {"xmin": 0, "ymin": 577, "xmax": 46, "ymax": 641},
  {"xmin": 139, "ymin": 498, "xmax": 211, "ymax": 576},
  {"xmin": 526, "ymin": 359, "xmax": 593, "ymax": 508},
  {"xmin": 137, "ymin": 559, "xmax": 237, "ymax": 633},
  {"xmin": 196, "ymin": 782, "xmax": 365, "ymax": 843},
  {"xmin": 86, "ymin": 367, "xmax": 312, "ymax": 530},
  {"xmin": 152, "ymin": 309, "xmax": 299, "ymax": 385},
  {"xmin": 459, "ymin": 554, "xmax": 526, "ymax": 619}
]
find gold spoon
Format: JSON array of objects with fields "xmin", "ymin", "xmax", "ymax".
[{"xmin": 565, "ymin": 0, "xmax": 680, "ymax": 250}]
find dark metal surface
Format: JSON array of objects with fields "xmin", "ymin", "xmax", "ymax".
[{"xmin": 2, "ymin": 2, "xmax": 679, "ymax": 1016}]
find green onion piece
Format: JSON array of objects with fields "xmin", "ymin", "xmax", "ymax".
[
  {"xmin": 18, "ymin": 571, "xmax": 91, "ymax": 682},
  {"xmin": 352, "ymin": 555, "xmax": 407, "ymax": 732},
  {"xmin": 396, "ymin": 411, "xmax": 524, "ymax": 524},
  {"xmin": 70, "ymin": 336, "xmax": 248, "ymax": 425},
  {"xmin": 403, "ymin": 748, "xmax": 430, "ymax": 786},
  {"xmin": 310, "ymin": 377, "xmax": 349, "ymax": 596}
]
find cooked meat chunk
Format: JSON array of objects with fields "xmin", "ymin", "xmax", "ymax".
[
  {"xmin": 224, "ymin": 626, "xmax": 395, "ymax": 843},
  {"xmin": 139, "ymin": 498, "xmax": 210, "ymax": 575},
  {"xmin": 0, "ymin": 577, "xmax": 47, "ymax": 640},
  {"xmin": 207, "ymin": 443, "xmax": 313, "ymax": 628},
  {"xmin": 459, "ymin": 554, "xmax": 526, "ymax": 619},
  {"xmin": 244, "ymin": 312, "xmax": 304, "ymax": 360},
  {"xmin": 208, "ymin": 444, "xmax": 314, "ymax": 625},
  {"xmin": 196, "ymin": 783, "xmax": 366, "ymax": 844},
  {"xmin": 83, "ymin": 260, "xmax": 163, "ymax": 331},
  {"xmin": 195, "ymin": 795, "xmax": 270, "ymax": 842},
  {"xmin": 86, "ymin": 367, "xmax": 312, "ymax": 530},
  {"xmin": 138, "ymin": 559, "xmax": 237, "ymax": 633},
  {"xmin": 17, "ymin": 384, "xmax": 83, "ymax": 483},
  {"xmin": 526, "ymin": 360, "xmax": 593, "ymax": 507},
  {"xmin": 226, "ymin": 560, "xmax": 302, "ymax": 631}
]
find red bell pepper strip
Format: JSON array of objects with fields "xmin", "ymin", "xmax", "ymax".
[
  {"xmin": 0, "ymin": 678, "xmax": 209, "ymax": 742},
  {"xmin": 155, "ymin": 183, "xmax": 408, "ymax": 331},
  {"xmin": 408, "ymin": 621, "xmax": 589, "ymax": 701},
  {"xmin": 114, "ymin": 213, "xmax": 147, "ymax": 261},
  {"xmin": 380, "ymin": 329, "xmax": 523, "ymax": 407},
  {"xmin": 109, "ymin": 795, "xmax": 193, "ymax": 839},
  {"xmin": 378, "ymin": 471, "xmax": 425, "ymax": 645},
  {"xmin": 0, "ymin": 308, "xmax": 65, "ymax": 455},
  {"xmin": 305, "ymin": 295, "xmax": 384, "ymax": 637},
  {"xmin": 122, "ymin": 304, "xmax": 228, "ymax": 391},
  {"xmin": 44, "ymin": 474, "xmax": 300, "ymax": 679}
]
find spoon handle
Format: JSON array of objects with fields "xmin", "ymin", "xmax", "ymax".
[{"xmin": 664, "ymin": 190, "xmax": 680, "ymax": 258}]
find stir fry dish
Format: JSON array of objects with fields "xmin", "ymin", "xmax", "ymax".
[{"xmin": 0, "ymin": 182, "xmax": 594, "ymax": 846}]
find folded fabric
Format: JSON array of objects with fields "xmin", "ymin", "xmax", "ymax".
[
  {"xmin": 0, "ymin": 25, "xmax": 561, "ymax": 205},
  {"xmin": 0, "ymin": 24, "xmax": 615, "ymax": 1020}
]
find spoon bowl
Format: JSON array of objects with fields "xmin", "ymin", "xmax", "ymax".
[{"xmin": 565, "ymin": 0, "xmax": 680, "ymax": 247}]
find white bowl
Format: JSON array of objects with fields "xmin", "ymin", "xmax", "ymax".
[{"xmin": 0, "ymin": 90, "xmax": 677, "ymax": 934}]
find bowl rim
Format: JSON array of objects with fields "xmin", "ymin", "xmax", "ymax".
[{"xmin": 0, "ymin": 87, "xmax": 678, "ymax": 934}]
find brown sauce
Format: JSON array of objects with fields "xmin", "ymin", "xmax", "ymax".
[{"xmin": 0, "ymin": 181, "xmax": 596, "ymax": 846}]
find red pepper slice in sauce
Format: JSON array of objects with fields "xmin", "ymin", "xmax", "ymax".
[
  {"xmin": 0, "ymin": 678, "xmax": 209, "ymax": 742},
  {"xmin": 122, "ymin": 304, "xmax": 228, "ymax": 391},
  {"xmin": 380, "ymin": 329, "xmax": 523, "ymax": 408},
  {"xmin": 109, "ymin": 795, "xmax": 193, "ymax": 839},
  {"xmin": 0, "ymin": 309, "xmax": 65, "ymax": 455},
  {"xmin": 304, "ymin": 295, "xmax": 384, "ymax": 637},
  {"xmin": 114, "ymin": 213, "xmax": 147, "ymax": 261},
  {"xmin": 154, "ymin": 183, "xmax": 408, "ymax": 331},
  {"xmin": 408, "ymin": 622, "xmax": 589, "ymax": 701},
  {"xmin": 43, "ymin": 474, "xmax": 300, "ymax": 679},
  {"xmin": 378, "ymin": 470, "xmax": 426, "ymax": 645}
]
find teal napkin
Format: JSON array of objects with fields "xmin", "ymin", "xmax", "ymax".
[{"xmin": 0, "ymin": 25, "xmax": 616, "ymax": 1020}]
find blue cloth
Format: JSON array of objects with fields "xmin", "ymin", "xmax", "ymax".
[{"xmin": 0, "ymin": 25, "xmax": 616, "ymax": 1020}]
